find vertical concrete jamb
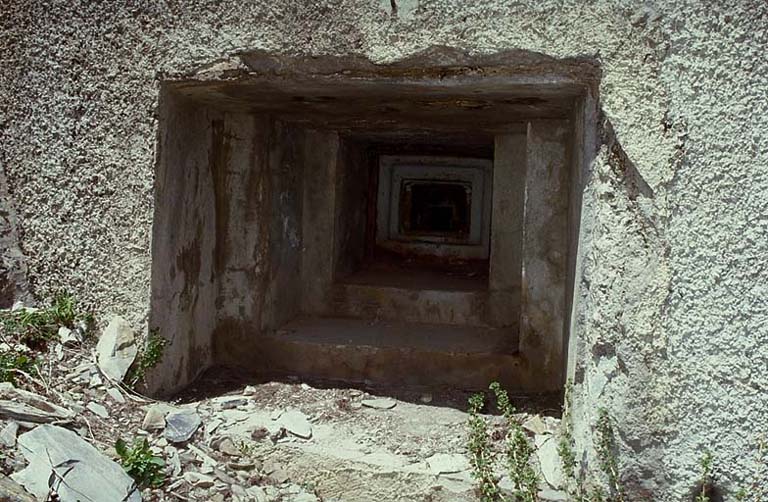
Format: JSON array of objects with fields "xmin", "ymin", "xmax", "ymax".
[
  {"xmin": 522, "ymin": 120, "xmax": 570, "ymax": 389},
  {"xmin": 301, "ymin": 130, "xmax": 340, "ymax": 315},
  {"xmin": 489, "ymin": 133, "xmax": 527, "ymax": 341}
]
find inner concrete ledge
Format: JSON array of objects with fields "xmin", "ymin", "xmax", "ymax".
[{"xmin": 147, "ymin": 48, "xmax": 600, "ymax": 398}]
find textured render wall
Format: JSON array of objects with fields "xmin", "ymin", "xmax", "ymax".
[{"xmin": 1, "ymin": 1, "xmax": 767, "ymax": 499}]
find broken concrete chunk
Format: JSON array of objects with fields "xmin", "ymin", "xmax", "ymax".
[
  {"xmin": 11, "ymin": 424, "xmax": 141, "ymax": 501},
  {"xmin": 96, "ymin": 316, "xmax": 138, "ymax": 382},
  {"xmin": 0, "ymin": 382, "xmax": 75, "ymax": 423},
  {"xmin": 361, "ymin": 398, "xmax": 397, "ymax": 410},
  {"xmin": 0, "ymin": 420, "xmax": 19, "ymax": 447},
  {"xmin": 165, "ymin": 408, "xmax": 202, "ymax": 443},
  {"xmin": 277, "ymin": 409, "xmax": 312, "ymax": 439}
]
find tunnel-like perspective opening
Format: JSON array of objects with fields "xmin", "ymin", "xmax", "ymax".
[{"xmin": 148, "ymin": 51, "xmax": 599, "ymax": 397}]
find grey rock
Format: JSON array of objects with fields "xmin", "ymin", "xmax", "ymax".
[
  {"xmin": 361, "ymin": 398, "xmax": 397, "ymax": 410},
  {"xmin": 57, "ymin": 326, "xmax": 80, "ymax": 346},
  {"xmin": 106, "ymin": 387, "xmax": 126, "ymax": 404},
  {"xmin": 539, "ymin": 488, "xmax": 569, "ymax": 501},
  {"xmin": 11, "ymin": 424, "xmax": 141, "ymax": 501},
  {"xmin": 165, "ymin": 408, "xmax": 202, "ymax": 443},
  {"xmin": 535, "ymin": 435, "xmax": 565, "ymax": 490},
  {"xmin": 86, "ymin": 402, "xmax": 109, "ymax": 418},
  {"xmin": 0, "ymin": 382, "xmax": 75, "ymax": 423},
  {"xmin": 522, "ymin": 415, "xmax": 548, "ymax": 435},
  {"xmin": 96, "ymin": 316, "xmax": 137, "ymax": 382},
  {"xmin": 141, "ymin": 403, "xmax": 175, "ymax": 430},
  {"xmin": 0, "ymin": 474, "xmax": 36, "ymax": 502},
  {"xmin": 182, "ymin": 471, "xmax": 215, "ymax": 488},
  {"xmin": 0, "ymin": 420, "xmax": 19, "ymax": 447},
  {"xmin": 277, "ymin": 409, "xmax": 312, "ymax": 439},
  {"xmin": 425, "ymin": 453, "xmax": 469, "ymax": 475}
]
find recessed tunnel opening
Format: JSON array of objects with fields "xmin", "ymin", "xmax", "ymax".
[{"xmin": 148, "ymin": 51, "xmax": 599, "ymax": 400}]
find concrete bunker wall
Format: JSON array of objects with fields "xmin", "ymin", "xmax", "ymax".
[{"xmin": 147, "ymin": 52, "xmax": 599, "ymax": 396}]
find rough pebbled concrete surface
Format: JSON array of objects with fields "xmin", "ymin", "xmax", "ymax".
[{"xmin": 1, "ymin": 1, "xmax": 767, "ymax": 499}]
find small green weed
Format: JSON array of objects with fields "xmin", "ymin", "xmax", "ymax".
[
  {"xmin": 595, "ymin": 408, "xmax": 624, "ymax": 502},
  {"xmin": 126, "ymin": 329, "xmax": 167, "ymax": 388},
  {"xmin": 467, "ymin": 392, "xmax": 503, "ymax": 502},
  {"xmin": 115, "ymin": 437, "xmax": 166, "ymax": 488},
  {"xmin": 0, "ymin": 349, "xmax": 35, "ymax": 384},
  {"xmin": 695, "ymin": 451, "xmax": 714, "ymax": 502},
  {"xmin": 0, "ymin": 292, "xmax": 92, "ymax": 349},
  {"xmin": 490, "ymin": 382, "xmax": 538, "ymax": 502}
]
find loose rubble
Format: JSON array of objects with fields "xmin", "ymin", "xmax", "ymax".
[{"xmin": 0, "ymin": 307, "xmax": 568, "ymax": 502}]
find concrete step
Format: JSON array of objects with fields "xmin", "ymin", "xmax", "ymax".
[
  {"xmin": 331, "ymin": 282, "xmax": 489, "ymax": 327},
  {"xmin": 251, "ymin": 317, "xmax": 532, "ymax": 392}
]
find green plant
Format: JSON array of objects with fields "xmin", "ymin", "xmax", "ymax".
[
  {"xmin": 0, "ymin": 349, "xmax": 35, "ymax": 384},
  {"xmin": 467, "ymin": 392, "xmax": 503, "ymax": 502},
  {"xmin": 594, "ymin": 408, "xmax": 624, "ymax": 502},
  {"xmin": 695, "ymin": 451, "xmax": 714, "ymax": 502},
  {"xmin": 0, "ymin": 292, "xmax": 91, "ymax": 349},
  {"xmin": 115, "ymin": 437, "xmax": 165, "ymax": 488},
  {"xmin": 126, "ymin": 329, "xmax": 167, "ymax": 388},
  {"xmin": 490, "ymin": 382, "xmax": 538, "ymax": 502}
]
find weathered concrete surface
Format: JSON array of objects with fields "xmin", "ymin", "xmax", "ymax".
[{"xmin": 1, "ymin": 1, "xmax": 767, "ymax": 500}]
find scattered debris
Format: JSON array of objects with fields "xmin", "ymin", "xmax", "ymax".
[
  {"xmin": 11, "ymin": 424, "xmax": 141, "ymax": 501},
  {"xmin": 96, "ymin": 316, "xmax": 138, "ymax": 382}
]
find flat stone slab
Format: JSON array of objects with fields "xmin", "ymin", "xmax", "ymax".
[
  {"xmin": 276, "ymin": 409, "xmax": 312, "ymax": 439},
  {"xmin": 11, "ymin": 424, "xmax": 141, "ymax": 501},
  {"xmin": 96, "ymin": 316, "xmax": 138, "ymax": 382},
  {"xmin": 0, "ymin": 382, "xmax": 75, "ymax": 424},
  {"xmin": 361, "ymin": 398, "xmax": 397, "ymax": 410},
  {"xmin": 165, "ymin": 408, "xmax": 202, "ymax": 443},
  {"xmin": 425, "ymin": 453, "xmax": 469, "ymax": 475}
]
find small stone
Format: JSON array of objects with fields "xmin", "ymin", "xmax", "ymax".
[
  {"xmin": 361, "ymin": 398, "xmax": 397, "ymax": 410},
  {"xmin": 86, "ymin": 402, "xmax": 109, "ymax": 418},
  {"xmin": 246, "ymin": 485, "xmax": 269, "ymax": 502},
  {"xmin": 277, "ymin": 409, "xmax": 312, "ymax": 439},
  {"xmin": 243, "ymin": 385, "xmax": 257, "ymax": 395},
  {"xmin": 0, "ymin": 421, "xmax": 19, "ymax": 447},
  {"xmin": 183, "ymin": 471, "xmax": 215, "ymax": 488},
  {"xmin": 142, "ymin": 403, "xmax": 174, "ymax": 430},
  {"xmin": 214, "ymin": 437, "xmax": 242, "ymax": 457},
  {"xmin": 420, "ymin": 393, "xmax": 433, "ymax": 404},
  {"xmin": 268, "ymin": 468, "xmax": 290, "ymax": 484},
  {"xmin": 0, "ymin": 383, "xmax": 75, "ymax": 423},
  {"xmin": 96, "ymin": 316, "xmax": 138, "ymax": 383},
  {"xmin": 88, "ymin": 372, "xmax": 103, "ymax": 388},
  {"xmin": 165, "ymin": 408, "xmax": 202, "ymax": 443},
  {"xmin": 425, "ymin": 453, "xmax": 469, "ymax": 475},
  {"xmin": 522, "ymin": 415, "xmax": 548, "ymax": 435},
  {"xmin": 535, "ymin": 436, "xmax": 565, "ymax": 489},
  {"xmin": 58, "ymin": 326, "xmax": 80, "ymax": 346},
  {"xmin": 219, "ymin": 397, "xmax": 247, "ymax": 409},
  {"xmin": 106, "ymin": 387, "xmax": 125, "ymax": 404},
  {"xmin": 539, "ymin": 489, "xmax": 569, "ymax": 501}
]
